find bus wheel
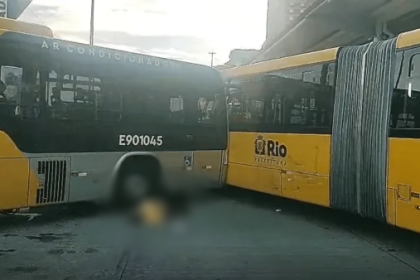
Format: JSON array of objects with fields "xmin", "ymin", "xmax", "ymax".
[
  {"xmin": 123, "ymin": 172, "xmax": 150, "ymax": 201},
  {"xmin": 114, "ymin": 169, "xmax": 151, "ymax": 211}
]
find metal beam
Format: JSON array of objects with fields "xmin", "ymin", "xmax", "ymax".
[
  {"xmin": 306, "ymin": 30, "xmax": 364, "ymax": 52},
  {"xmin": 251, "ymin": 0, "xmax": 420, "ymax": 64},
  {"xmin": 372, "ymin": 0, "xmax": 420, "ymax": 21},
  {"xmin": 5, "ymin": 0, "xmax": 32, "ymax": 19},
  {"xmin": 306, "ymin": 14, "xmax": 374, "ymax": 36}
]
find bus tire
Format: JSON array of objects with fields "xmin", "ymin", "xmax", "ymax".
[
  {"xmin": 112, "ymin": 156, "xmax": 162, "ymax": 210},
  {"xmin": 114, "ymin": 170, "xmax": 150, "ymax": 210}
]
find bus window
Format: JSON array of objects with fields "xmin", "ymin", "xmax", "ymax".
[
  {"xmin": 170, "ymin": 96, "xmax": 184, "ymax": 124},
  {"xmin": 122, "ymin": 87, "xmax": 170, "ymax": 123},
  {"xmin": 264, "ymin": 94, "xmax": 283, "ymax": 124},
  {"xmin": 283, "ymin": 85, "xmax": 330, "ymax": 127},
  {"xmin": 95, "ymin": 80, "xmax": 122, "ymax": 122},
  {"xmin": 209, "ymin": 93, "xmax": 227, "ymax": 122},
  {"xmin": 0, "ymin": 65, "xmax": 42, "ymax": 119},
  {"xmin": 120, "ymin": 83, "xmax": 226, "ymax": 127},
  {"xmin": 265, "ymin": 68, "xmax": 332, "ymax": 129},
  {"xmin": 391, "ymin": 78, "xmax": 420, "ymax": 129},
  {"xmin": 303, "ymin": 70, "xmax": 318, "ymax": 83},
  {"xmin": 391, "ymin": 54, "xmax": 420, "ymax": 129},
  {"xmin": 198, "ymin": 97, "xmax": 213, "ymax": 123},
  {"xmin": 44, "ymin": 69, "xmax": 121, "ymax": 122},
  {"xmin": 170, "ymin": 96, "xmax": 183, "ymax": 112},
  {"xmin": 235, "ymin": 80, "xmax": 265, "ymax": 125},
  {"xmin": 195, "ymin": 92, "xmax": 227, "ymax": 125},
  {"xmin": 326, "ymin": 64, "xmax": 336, "ymax": 86},
  {"xmin": 226, "ymin": 85, "xmax": 243, "ymax": 121},
  {"xmin": 1, "ymin": 66, "xmax": 22, "ymax": 103}
]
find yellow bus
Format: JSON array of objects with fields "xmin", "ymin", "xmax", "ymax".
[
  {"xmin": 0, "ymin": 18, "xmax": 228, "ymax": 213},
  {"xmin": 221, "ymin": 28, "xmax": 420, "ymax": 234},
  {"xmin": 0, "ymin": 18, "xmax": 54, "ymax": 212},
  {"xmin": 0, "ymin": 17, "xmax": 54, "ymax": 37}
]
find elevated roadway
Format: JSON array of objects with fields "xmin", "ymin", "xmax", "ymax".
[
  {"xmin": 253, "ymin": 0, "xmax": 420, "ymax": 63},
  {"xmin": 1, "ymin": 0, "xmax": 32, "ymax": 19}
]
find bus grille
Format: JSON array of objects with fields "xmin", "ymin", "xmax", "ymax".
[{"xmin": 36, "ymin": 160, "xmax": 67, "ymax": 204}]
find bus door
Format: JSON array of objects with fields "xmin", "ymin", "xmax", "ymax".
[
  {"xmin": 226, "ymin": 79, "xmax": 283, "ymax": 196},
  {"xmin": 191, "ymin": 91, "xmax": 227, "ymax": 187}
]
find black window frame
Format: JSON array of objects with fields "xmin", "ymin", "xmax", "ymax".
[
  {"xmin": 389, "ymin": 46, "xmax": 420, "ymax": 138},
  {"xmin": 0, "ymin": 41, "xmax": 227, "ymax": 128},
  {"xmin": 227, "ymin": 62, "xmax": 336, "ymax": 135}
]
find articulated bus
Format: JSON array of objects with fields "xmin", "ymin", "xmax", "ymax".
[
  {"xmin": 0, "ymin": 21, "xmax": 228, "ymax": 212},
  {"xmin": 221, "ymin": 28, "xmax": 420, "ymax": 234}
]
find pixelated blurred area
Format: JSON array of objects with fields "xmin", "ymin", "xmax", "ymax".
[
  {"xmin": 137, "ymin": 199, "xmax": 167, "ymax": 225},
  {"xmin": 130, "ymin": 188, "xmax": 193, "ymax": 226}
]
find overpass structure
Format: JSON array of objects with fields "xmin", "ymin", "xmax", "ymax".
[
  {"xmin": 1, "ymin": 0, "xmax": 32, "ymax": 19},
  {"xmin": 253, "ymin": 0, "xmax": 420, "ymax": 63}
]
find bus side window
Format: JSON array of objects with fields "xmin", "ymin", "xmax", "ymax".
[
  {"xmin": 227, "ymin": 87, "xmax": 243, "ymax": 122},
  {"xmin": 0, "ymin": 65, "xmax": 22, "ymax": 104},
  {"xmin": 281, "ymin": 66, "xmax": 332, "ymax": 129},
  {"xmin": 263, "ymin": 78, "xmax": 282, "ymax": 125},
  {"xmin": 326, "ymin": 63, "xmax": 336, "ymax": 86},
  {"xmin": 282, "ymin": 81, "xmax": 310, "ymax": 126},
  {"xmin": 197, "ymin": 97, "xmax": 213, "ymax": 123},
  {"xmin": 45, "ymin": 70, "xmax": 102, "ymax": 122},
  {"xmin": 227, "ymin": 79, "xmax": 264, "ymax": 131},
  {"xmin": 0, "ymin": 65, "xmax": 43, "ymax": 119},
  {"xmin": 242, "ymin": 80, "xmax": 265, "ymax": 125},
  {"xmin": 303, "ymin": 70, "xmax": 318, "ymax": 83},
  {"xmin": 245, "ymin": 99, "xmax": 265, "ymax": 124},
  {"xmin": 265, "ymin": 94, "xmax": 283, "ymax": 124},
  {"xmin": 46, "ymin": 70, "xmax": 57, "ymax": 106},
  {"xmin": 170, "ymin": 95, "xmax": 184, "ymax": 124},
  {"xmin": 20, "ymin": 69, "xmax": 41, "ymax": 119},
  {"xmin": 391, "ymin": 54, "xmax": 420, "ymax": 129},
  {"xmin": 122, "ymin": 88, "xmax": 147, "ymax": 121},
  {"xmin": 122, "ymin": 87, "xmax": 171, "ymax": 124},
  {"xmin": 95, "ymin": 80, "xmax": 122, "ymax": 122}
]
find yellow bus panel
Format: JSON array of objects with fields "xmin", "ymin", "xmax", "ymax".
[
  {"xmin": 0, "ymin": 17, "xmax": 54, "ymax": 37},
  {"xmin": 387, "ymin": 187, "xmax": 397, "ymax": 226},
  {"xmin": 221, "ymin": 48, "xmax": 338, "ymax": 79},
  {"xmin": 227, "ymin": 132, "xmax": 331, "ymax": 207},
  {"xmin": 396, "ymin": 28, "xmax": 420, "ymax": 49},
  {"xmin": 0, "ymin": 131, "xmax": 39, "ymax": 210},
  {"xmin": 387, "ymin": 138, "xmax": 420, "ymax": 233}
]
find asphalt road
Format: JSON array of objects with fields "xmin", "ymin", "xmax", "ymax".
[{"xmin": 1, "ymin": 188, "xmax": 420, "ymax": 280}]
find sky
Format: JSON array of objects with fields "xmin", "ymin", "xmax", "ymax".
[{"xmin": 19, "ymin": 0, "xmax": 268, "ymax": 66}]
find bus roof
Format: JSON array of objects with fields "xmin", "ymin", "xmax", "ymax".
[
  {"xmin": 220, "ymin": 47, "xmax": 339, "ymax": 79},
  {"xmin": 39, "ymin": 37, "xmax": 220, "ymax": 79},
  {"xmin": 0, "ymin": 17, "xmax": 53, "ymax": 38},
  {"xmin": 0, "ymin": 32, "xmax": 222, "ymax": 88},
  {"xmin": 397, "ymin": 28, "xmax": 420, "ymax": 49}
]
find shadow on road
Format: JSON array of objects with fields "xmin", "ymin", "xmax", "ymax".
[
  {"xmin": 214, "ymin": 186, "xmax": 420, "ymax": 260},
  {"xmin": 2, "ymin": 186, "xmax": 420, "ymax": 261},
  {"xmin": 0, "ymin": 202, "xmax": 101, "ymax": 230}
]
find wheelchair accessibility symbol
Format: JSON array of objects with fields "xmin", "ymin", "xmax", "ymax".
[{"xmin": 184, "ymin": 156, "xmax": 192, "ymax": 168}]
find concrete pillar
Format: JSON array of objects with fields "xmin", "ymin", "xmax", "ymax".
[
  {"xmin": 1, "ymin": 0, "xmax": 33, "ymax": 19},
  {"xmin": 373, "ymin": 21, "xmax": 385, "ymax": 41},
  {"xmin": 374, "ymin": 21, "xmax": 394, "ymax": 41}
]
